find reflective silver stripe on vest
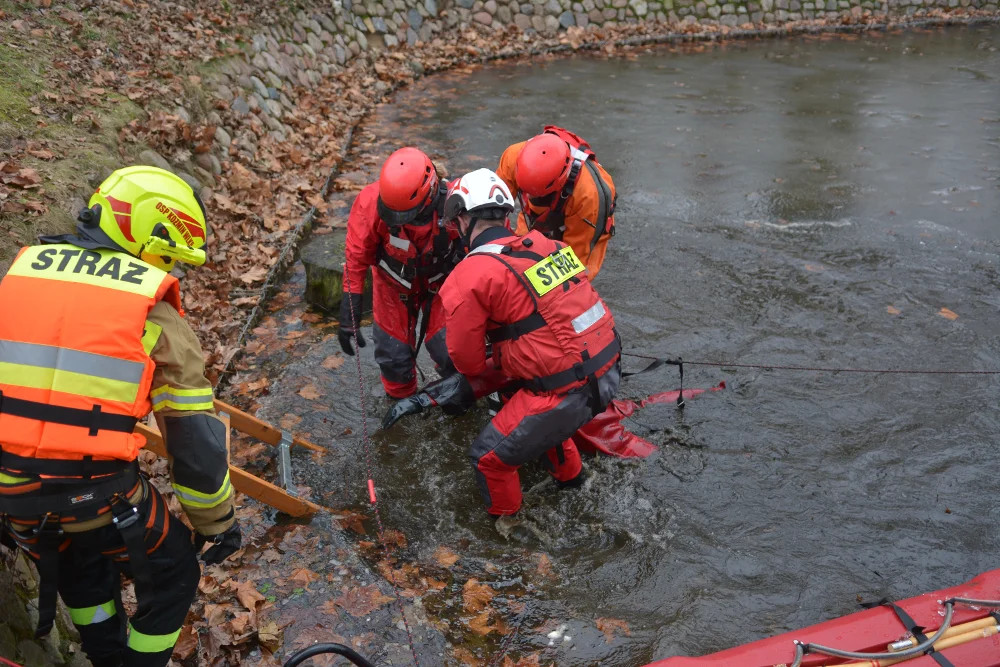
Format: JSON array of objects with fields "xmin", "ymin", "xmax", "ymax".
[
  {"xmin": 0, "ymin": 340, "xmax": 144, "ymax": 384},
  {"xmin": 571, "ymin": 302, "xmax": 606, "ymax": 334},
  {"xmin": 388, "ymin": 234, "xmax": 411, "ymax": 251},
  {"xmin": 377, "ymin": 259, "xmax": 413, "ymax": 289},
  {"xmin": 468, "ymin": 244, "xmax": 506, "ymax": 256}
]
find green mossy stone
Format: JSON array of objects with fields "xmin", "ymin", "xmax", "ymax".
[{"xmin": 300, "ymin": 230, "xmax": 373, "ymax": 314}]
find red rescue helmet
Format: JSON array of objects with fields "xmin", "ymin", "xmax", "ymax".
[
  {"xmin": 514, "ymin": 133, "xmax": 572, "ymax": 198},
  {"xmin": 377, "ymin": 147, "xmax": 440, "ymax": 226}
]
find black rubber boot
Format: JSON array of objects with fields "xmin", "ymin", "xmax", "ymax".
[{"xmin": 555, "ymin": 468, "xmax": 588, "ymax": 490}]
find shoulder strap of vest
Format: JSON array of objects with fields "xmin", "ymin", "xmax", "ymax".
[
  {"xmin": 471, "ymin": 239, "xmax": 559, "ymax": 344},
  {"xmin": 473, "ymin": 252, "xmax": 540, "ymax": 308},
  {"xmin": 583, "ymin": 160, "xmax": 615, "ymax": 251},
  {"xmin": 551, "ymin": 149, "xmax": 591, "ymax": 218}
]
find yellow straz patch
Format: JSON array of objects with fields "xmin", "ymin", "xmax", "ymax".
[{"xmin": 524, "ymin": 246, "xmax": 586, "ymax": 296}]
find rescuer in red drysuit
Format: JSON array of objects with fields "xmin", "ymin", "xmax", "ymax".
[
  {"xmin": 431, "ymin": 168, "xmax": 622, "ymax": 516},
  {"xmin": 339, "ymin": 147, "xmax": 463, "ymax": 398}
]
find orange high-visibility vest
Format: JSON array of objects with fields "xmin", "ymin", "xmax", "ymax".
[{"xmin": 0, "ymin": 243, "xmax": 181, "ymax": 463}]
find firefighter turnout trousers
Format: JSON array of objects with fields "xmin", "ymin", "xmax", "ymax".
[{"xmin": 4, "ymin": 482, "xmax": 199, "ymax": 667}]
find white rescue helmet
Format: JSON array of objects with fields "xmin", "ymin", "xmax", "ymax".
[{"xmin": 443, "ymin": 168, "xmax": 515, "ymax": 223}]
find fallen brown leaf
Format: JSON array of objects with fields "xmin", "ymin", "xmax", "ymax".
[
  {"xmin": 886, "ymin": 305, "xmax": 901, "ymax": 315},
  {"xmin": 596, "ymin": 617, "xmax": 631, "ymax": 643},
  {"xmin": 468, "ymin": 610, "xmax": 498, "ymax": 636},
  {"xmin": 434, "ymin": 546, "xmax": 460, "ymax": 568},
  {"xmin": 938, "ymin": 307, "xmax": 959, "ymax": 321},
  {"xmin": 334, "ymin": 585, "xmax": 395, "ymax": 617},
  {"xmin": 280, "ymin": 414, "xmax": 302, "ymax": 429},
  {"xmin": 288, "ymin": 567, "xmax": 320, "ymax": 588},
  {"xmin": 463, "ymin": 578, "xmax": 494, "ymax": 613},
  {"xmin": 536, "ymin": 553, "xmax": 554, "ymax": 577},
  {"xmin": 321, "ymin": 355, "xmax": 345, "ymax": 370},
  {"xmin": 172, "ymin": 624, "xmax": 198, "ymax": 660},
  {"xmin": 382, "ymin": 529, "xmax": 407, "ymax": 548},
  {"xmin": 297, "ymin": 383, "xmax": 323, "ymax": 400},
  {"xmin": 241, "ymin": 266, "xmax": 268, "ymax": 284},
  {"xmin": 229, "ymin": 580, "xmax": 266, "ymax": 612},
  {"xmin": 257, "ymin": 620, "xmax": 282, "ymax": 652}
]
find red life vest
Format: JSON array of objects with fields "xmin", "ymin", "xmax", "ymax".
[
  {"xmin": 469, "ymin": 231, "xmax": 619, "ymax": 393},
  {"xmin": 373, "ymin": 185, "xmax": 459, "ymax": 293},
  {"xmin": 543, "ymin": 125, "xmax": 597, "ymax": 162},
  {"xmin": 0, "ymin": 243, "xmax": 181, "ymax": 470}
]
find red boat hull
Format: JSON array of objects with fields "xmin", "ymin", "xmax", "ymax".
[{"xmin": 647, "ymin": 569, "xmax": 1000, "ymax": 667}]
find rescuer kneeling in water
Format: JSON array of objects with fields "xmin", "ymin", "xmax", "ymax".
[
  {"xmin": 383, "ymin": 169, "xmax": 621, "ymax": 516},
  {"xmin": 497, "ymin": 126, "xmax": 617, "ymax": 280},
  {"xmin": 339, "ymin": 147, "xmax": 463, "ymax": 399},
  {"xmin": 0, "ymin": 166, "xmax": 240, "ymax": 667}
]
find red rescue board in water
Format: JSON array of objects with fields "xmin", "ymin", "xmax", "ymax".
[
  {"xmin": 574, "ymin": 382, "xmax": 727, "ymax": 458},
  {"xmin": 646, "ymin": 569, "xmax": 1000, "ymax": 667}
]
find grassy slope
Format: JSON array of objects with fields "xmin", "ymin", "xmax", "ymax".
[{"xmin": 0, "ymin": 0, "xmax": 147, "ymax": 272}]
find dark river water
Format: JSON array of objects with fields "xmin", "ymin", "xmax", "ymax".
[{"xmin": 251, "ymin": 27, "xmax": 1000, "ymax": 666}]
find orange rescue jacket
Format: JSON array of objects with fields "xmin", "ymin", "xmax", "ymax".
[
  {"xmin": 497, "ymin": 128, "xmax": 617, "ymax": 280},
  {"xmin": 0, "ymin": 243, "xmax": 181, "ymax": 464}
]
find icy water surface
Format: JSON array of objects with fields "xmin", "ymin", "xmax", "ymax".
[{"xmin": 248, "ymin": 27, "xmax": 1000, "ymax": 666}]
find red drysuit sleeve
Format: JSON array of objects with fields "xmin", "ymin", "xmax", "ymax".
[
  {"xmin": 439, "ymin": 258, "xmax": 493, "ymax": 378},
  {"xmin": 343, "ymin": 182, "xmax": 383, "ymax": 294}
]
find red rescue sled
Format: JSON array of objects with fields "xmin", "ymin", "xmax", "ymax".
[{"xmin": 647, "ymin": 569, "xmax": 1000, "ymax": 667}]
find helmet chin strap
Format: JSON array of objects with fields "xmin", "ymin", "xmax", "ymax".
[{"xmin": 460, "ymin": 215, "xmax": 480, "ymax": 251}]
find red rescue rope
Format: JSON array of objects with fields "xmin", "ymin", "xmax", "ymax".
[
  {"xmin": 343, "ymin": 271, "xmax": 422, "ymax": 667},
  {"xmin": 0, "ymin": 658, "xmax": 23, "ymax": 667}
]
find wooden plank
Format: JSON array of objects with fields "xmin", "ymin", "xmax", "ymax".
[
  {"xmin": 134, "ymin": 422, "xmax": 323, "ymax": 517},
  {"xmin": 214, "ymin": 400, "xmax": 325, "ymax": 453},
  {"xmin": 228, "ymin": 466, "xmax": 323, "ymax": 518}
]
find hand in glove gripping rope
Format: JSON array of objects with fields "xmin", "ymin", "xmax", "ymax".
[
  {"xmin": 195, "ymin": 521, "xmax": 242, "ymax": 565},
  {"xmin": 381, "ymin": 374, "xmax": 477, "ymax": 430},
  {"xmin": 338, "ymin": 292, "xmax": 367, "ymax": 356}
]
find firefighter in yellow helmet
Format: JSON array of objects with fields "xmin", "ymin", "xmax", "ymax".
[{"xmin": 0, "ymin": 166, "xmax": 239, "ymax": 667}]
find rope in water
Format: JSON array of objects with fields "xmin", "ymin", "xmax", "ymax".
[
  {"xmin": 621, "ymin": 351, "xmax": 1000, "ymax": 375},
  {"xmin": 344, "ymin": 272, "xmax": 422, "ymax": 667}
]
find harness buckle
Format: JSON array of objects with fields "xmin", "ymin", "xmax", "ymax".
[
  {"xmin": 109, "ymin": 494, "xmax": 140, "ymax": 531},
  {"xmin": 34, "ymin": 513, "xmax": 64, "ymax": 539}
]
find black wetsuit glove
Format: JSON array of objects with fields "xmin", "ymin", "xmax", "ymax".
[
  {"xmin": 424, "ymin": 373, "xmax": 476, "ymax": 416},
  {"xmin": 195, "ymin": 521, "xmax": 242, "ymax": 565},
  {"xmin": 381, "ymin": 392, "xmax": 436, "ymax": 430},
  {"xmin": 337, "ymin": 292, "xmax": 366, "ymax": 356}
]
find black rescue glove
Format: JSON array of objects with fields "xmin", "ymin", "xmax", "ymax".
[
  {"xmin": 381, "ymin": 392, "xmax": 435, "ymax": 431},
  {"xmin": 424, "ymin": 373, "xmax": 476, "ymax": 417},
  {"xmin": 195, "ymin": 521, "xmax": 242, "ymax": 565},
  {"xmin": 381, "ymin": 374, "xmax": 477, "ymax": 430},
  {"xmin": 337, "ymin": 292, "xmax": 367, "ymax": 356}
]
